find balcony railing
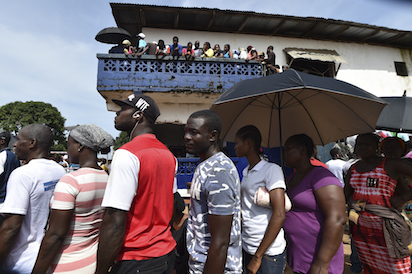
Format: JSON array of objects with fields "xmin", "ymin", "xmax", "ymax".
[
  {"xmin": 176, "ymin": 157, "xmax": 243, "ymax": 189},
  {"xmin": 97, "ymin": 54, "xmax": 263, "ymax": 94}
]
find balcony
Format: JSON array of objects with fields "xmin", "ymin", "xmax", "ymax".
[
  {"xmin": 96, "ymin": 54, "xmax": 267, "ymax": 189},
  {"xmin": 97, "ymin": 54, "xmax": 263, "ymax": 114}
]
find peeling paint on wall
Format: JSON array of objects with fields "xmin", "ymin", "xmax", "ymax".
[
  {"xmin": 400, "ymin": 49, "xmax": 412, "ymax": 65},
  {"xmin": 400, "ymin": 49, "xmax": 412, "ymax": 93}
]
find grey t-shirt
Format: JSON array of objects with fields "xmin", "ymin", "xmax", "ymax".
[{"xmin": 187, "ymin": 152, "xmax": 241, "ymax": 273}]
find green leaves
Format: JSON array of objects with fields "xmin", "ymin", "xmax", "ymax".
[
  {"xmin": 114, "ymin": 131, "xmax": 128, "ymax": 150},
  {"xmin": 0, "ymin": 101, "xmax": 67, "ymax": 151}
]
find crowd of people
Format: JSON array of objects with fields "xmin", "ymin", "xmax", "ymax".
[
  {"xmin": 1, "ymin": 93, "xmax": 412, "ymax": 274},
  {"xmin": 109, "ymin": 33, "xmax": 286, "ymax": 75}
]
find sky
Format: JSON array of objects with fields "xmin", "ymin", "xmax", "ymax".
[{"xmin": 1, "ymin": 0, "xmax": 412, "ymax": 142}]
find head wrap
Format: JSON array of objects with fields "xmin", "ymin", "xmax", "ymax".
[{"xmin": 69, "ymin": 124, "xmax": 114, "ymax": 152}]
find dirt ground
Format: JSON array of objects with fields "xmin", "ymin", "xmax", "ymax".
[{"xmin": 284, "ymin": 227, "xmax": 355, "ymax": 274}]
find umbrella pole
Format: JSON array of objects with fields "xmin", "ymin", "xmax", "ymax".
[
  {"xmin": 277, "ymin": 94, "xmax": 283, "ymax": 167},
  {"xmin": 269, "ymin": 93, "xmax": 284, "ymax": 167}
]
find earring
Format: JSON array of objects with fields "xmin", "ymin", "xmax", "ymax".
[{"xmin": 78, "ymin": 148, "xmax": 81, "ymax": 152}]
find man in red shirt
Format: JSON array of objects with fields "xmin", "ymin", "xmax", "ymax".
[{"xmin": 96, "ymin": 94, "xmax": 177, "ymax": 274}]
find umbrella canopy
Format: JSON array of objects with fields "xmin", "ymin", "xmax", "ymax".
[
  {"xmin": 210, "ymin": 69, "xmax": 387, "ymax": 148},
  {"xmin": 376, "ymin": 93, "xmax": 412, "ymax": 133},
  {"xmin": 95, "ymin": 27, "xmax": 132, "ymax": 44}
]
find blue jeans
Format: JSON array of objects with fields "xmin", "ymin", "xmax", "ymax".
[
  {"xmin": 111, "ymin": 251, "xmax": 175, "ymax": 274},
  {"xmin": 243, "ymin": 249, "xmax": 286, "ymax": 274},
  {"xmin": 350, "ymin": 237, "xmax": 363, "ymax": 273}
]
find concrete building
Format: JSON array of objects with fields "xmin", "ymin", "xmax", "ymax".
[{"xmin": 96, "ymin": 3, "xmax": 412, "ymax": 187}]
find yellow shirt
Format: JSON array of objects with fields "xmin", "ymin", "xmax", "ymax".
[{"xmin": 202, "ymin": 48, "xmax": 214, "ymax": 57}]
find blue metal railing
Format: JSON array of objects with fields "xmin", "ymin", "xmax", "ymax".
[
  {"xmin": 176, "ymin": 157, "xmax": 245, "ymax": 189},
  {"xmin": 97, "ymin": 54, "xmax": 263, "ymax": 94}
]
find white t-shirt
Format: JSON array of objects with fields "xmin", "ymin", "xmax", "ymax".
[
  {"xmin": 0, "ymin": 150, "xmax": 6, "ymax": 210},
  {"xmin": 0, "ymin": 149, "xmax": 7, "ymax": 175},
  {"xmin": 241, "ymin": 160, "xmax": 287, "ymax": 256},
  {"xmin": 326, "ymin": 159, "xmax": 346, "ymax": 186},
  {"xmin": 0, "ymin": 159, "xmax": 66, "ymax": 274}
]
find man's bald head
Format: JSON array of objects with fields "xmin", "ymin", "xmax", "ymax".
[{"xmin": 20, "ymin": 124, "xmax": 54, "ymax": 152}]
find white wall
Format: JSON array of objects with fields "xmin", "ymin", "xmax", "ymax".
[{"xmin": 143, "ymin": 27, "xmax": 412, "ymax": 98}]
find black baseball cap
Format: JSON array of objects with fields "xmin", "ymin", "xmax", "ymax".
[{"xmin": 112, "ymin": 94, "xmax": 160, "ymax": 124}]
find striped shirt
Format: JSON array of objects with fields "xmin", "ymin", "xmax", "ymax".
[{"xmin": 49, "ymin": 168, "xmax": 108, "ymax": 274}]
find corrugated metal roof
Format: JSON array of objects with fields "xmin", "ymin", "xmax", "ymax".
[
  {"xmin": 109, "ymin": 3, "xmax": 412, "ymax": 49},
  {"xmin": 284, "ymin": 48, "xmax": 347, "ymax": 64}
]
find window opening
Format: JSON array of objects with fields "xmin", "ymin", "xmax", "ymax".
[{"xmin": 395, "ymin": 62, "xmax": 408, "ymax": 76}]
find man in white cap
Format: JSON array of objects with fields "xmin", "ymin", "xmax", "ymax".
[
  {"xmin": 96, "ymin": 94, "xmax": 177, "ymax": 274},
  {"xmin": 136, "ymin": 32, "xmax": 146, "ymax": 54},
  {"xmin": 136, "ymin": 41, "xmax": 158, "ymax": 57}
]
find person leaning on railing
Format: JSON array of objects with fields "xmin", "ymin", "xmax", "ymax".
[{"xmin": 202, "ymin": 42, "xmax": 214, "ymax": 57}]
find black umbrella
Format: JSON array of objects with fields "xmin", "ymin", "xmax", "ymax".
[
  {"xmin": 210, "ymin": 69, "xmax": 387, "ymax": 149},
  {"xmin": 376, "ymin": 92, "xmax": 412, "ymax": 133},
  {"xmin": 95, "ymin": 27, "xmax": 132, "ymax": 44}
]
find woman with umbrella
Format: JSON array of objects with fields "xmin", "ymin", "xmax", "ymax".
[
  {"xmin": 345, "ymin": 133, "xmax": 412, "ymax": 274},
  {"xmin": 234, "ymin": 125, "xmax": 287, "ymax": 274},
  {"xmin": 282, "ymin": 134, "xmax": 346, "ymax": 274}
]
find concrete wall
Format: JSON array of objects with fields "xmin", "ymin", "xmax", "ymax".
[{"xmin": 142, "ymin": 27, "xmax": 412, "ymax": 98}]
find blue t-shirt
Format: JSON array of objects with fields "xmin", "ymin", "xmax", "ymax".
[
  {"xmin": 187, "ymin": 152, "xmax": 242, "ymax": 273},
  {"xmin": 138, "ymin": 40, "xmax": 147, "ymax": 54},
  {"xmin": 169, "ymin": 44, "xmax": 183, "ymax": 56}
]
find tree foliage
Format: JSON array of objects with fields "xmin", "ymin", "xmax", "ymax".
[
  {"xmin": 114, "ymin": 131, "xmax": 128, "ymax": 150},
  {"xmin": 0, "ymin": 101, "xmax": 67, "ymax": 150}
]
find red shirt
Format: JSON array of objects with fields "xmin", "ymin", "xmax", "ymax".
[{"xmin": 107, "ymin": 134, "xmax": 176, "ymax": 260}]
